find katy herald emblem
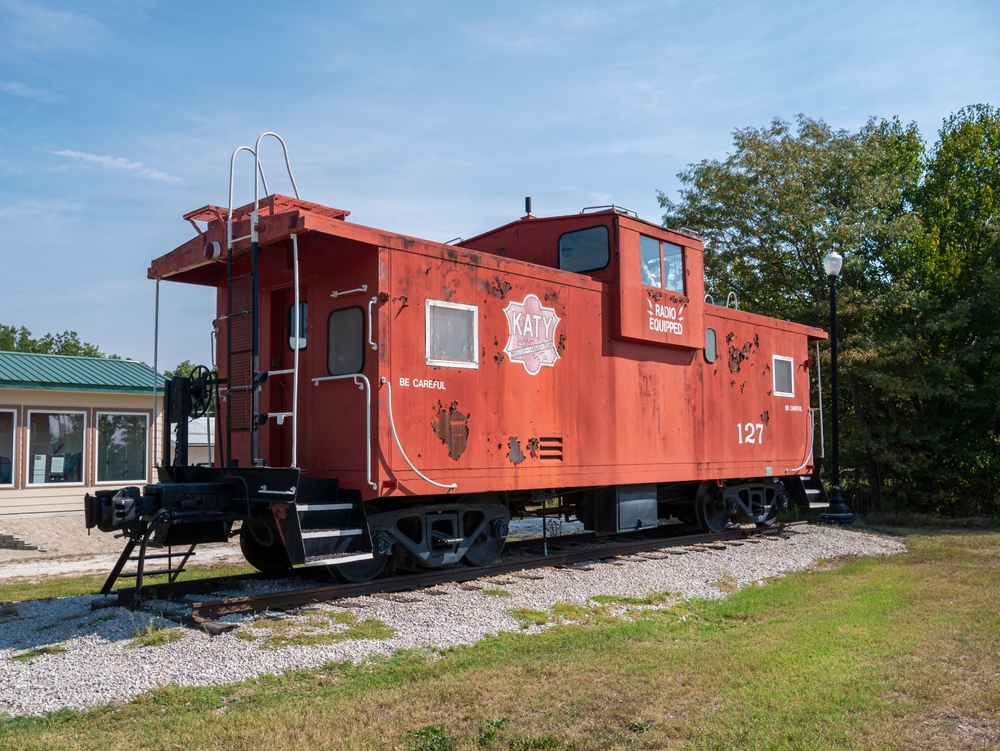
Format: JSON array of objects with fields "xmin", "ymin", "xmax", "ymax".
[{"xmin": 503, "ymin": 294, "xmax": 561, "ymax": 375}]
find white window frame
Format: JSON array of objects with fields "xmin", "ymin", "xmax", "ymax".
[
  {"xmin": 425, "ymin": 299, "xmax": 480, "ymax": 370},
  {"xmin": 772, "ymin": 355, "xmax": 796, "ymax": 398},
  {"xmin": 0, "ymin": 408, "xmax": 16, "ymax": 488},
  {"xmin": 26, "ymin": 409, "xmax": 87, "ymax": 486},
  {"xmin": 95, "ymin": 411, "xmax": 150, "ymax": 485}
]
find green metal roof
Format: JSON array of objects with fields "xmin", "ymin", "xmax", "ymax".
[{"xmin": 0, "ymin": 351, "xmax": 164, "ymax": 394}]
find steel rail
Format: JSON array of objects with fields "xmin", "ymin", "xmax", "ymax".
[{"xmin": 188, "ymin": 522, "xmax": 804, "ymax": 620}]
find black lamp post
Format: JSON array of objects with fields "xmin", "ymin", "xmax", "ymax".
[{"xmin": 819, "ymin": 251, "xmax": 855, "ymax": 525}]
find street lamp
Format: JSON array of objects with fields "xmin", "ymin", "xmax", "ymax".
[{"xmin": 819, "ymin": 251, "xmax": 855, "ymax": 525}]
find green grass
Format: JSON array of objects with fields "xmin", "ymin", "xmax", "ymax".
[
  {"xmin": 0, "ymin": 561, "xmax": 258, "ymax": 603},
  {"xmin": 243, "ymin": 609, "xmax": 396, "ymax": 649},
  {"xmin": 1, "ymin": 531, "xmax": 999, "ymax": 749},
  {"xmin": 590, "ymin": 590, "xmax": 674, "ymax": 606},
  {"xmin": 128, "ymin": 624, "xmax": 185, "ymax": 649},
  {"xmin": 10, "ymin": 644, "xmax": 68, "ymax": 663},
  {"xmin": 482, "ymin": 588, "xmax": 512, "ymax": 598}
]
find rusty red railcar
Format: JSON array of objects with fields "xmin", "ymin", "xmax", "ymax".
[{"xmin": 86, "ymin": 138, "xmax": 826, "ymax": 586}]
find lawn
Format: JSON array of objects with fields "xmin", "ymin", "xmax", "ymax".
[{"xmin": 1, "ymin": 529, "xmax": 998, "ymax": 749}]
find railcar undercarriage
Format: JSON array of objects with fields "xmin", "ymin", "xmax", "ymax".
[{"xmin": 85, "ymin": 372, "xmax": 791, "ymax": 599}]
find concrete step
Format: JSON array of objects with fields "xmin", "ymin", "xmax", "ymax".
[{"xmin": 0, "ymin": 532, "xmax": 40, "ymax": 551}]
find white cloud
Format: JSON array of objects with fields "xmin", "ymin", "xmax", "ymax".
[
  {"xmin": 0, "ymin": 80, "xmax": 56, "ymax": 102},
  {"xmin": 0, "ymin": 0, "xmax": 106, "ymax": 55},
  {"xmin": 51, "ymin": 149, "xmax": 182, "ymax": 184}
]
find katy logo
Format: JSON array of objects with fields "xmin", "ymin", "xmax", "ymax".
[{"xmin": 503, "ymin": 294, "xmax": 561, "ymax": 375}]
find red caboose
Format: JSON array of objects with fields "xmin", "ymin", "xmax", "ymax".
[{"xmin": 88, "ymin": 139, "xmax": 825, "ymax": 584}]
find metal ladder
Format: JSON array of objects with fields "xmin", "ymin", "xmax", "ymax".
[{"xmin": 224, "ymin": 133, "xmax": 301, "ymax": 468}]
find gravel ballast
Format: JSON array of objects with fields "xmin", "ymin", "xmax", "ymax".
[{"xmin": 0, "ymin": 525, "xmax": 905, "ymax": 717}]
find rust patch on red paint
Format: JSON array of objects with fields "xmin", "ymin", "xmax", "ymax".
[
  {"xmin": 494, "ymin": 352, "xmax": 505, "ymax": 364},
  {"xmin": 508, "ymin": 436, "xmax": 526, "ymax": 465},
  {"xmin": 760, "ymin": 409, "xmax": 770, "ymax": 425},
  {"xmin": 557, "ymin": 333, "xmax": 566, "ymax": 355},
  {"xmin": 526, "ymin": 437, "xmax": 540, "ymax": 458},
  {"xmin": 490, "ymin": 277, "xmax": 512, "ymax": 298},
  {"xmin": 432, "ymin": 401, "xmax": 469, "ymax": 460},
  {"xmin": 646, "ymin": 288, "xmax": 663, "ymax": 302},
  {"xmin": 728, "ymin": 333, "xmax": 760, "ymax": 374}
]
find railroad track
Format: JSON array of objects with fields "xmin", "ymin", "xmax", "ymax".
[{"xmin": 110, "ymin": 522, "xmax": 806, "ymax": 631}]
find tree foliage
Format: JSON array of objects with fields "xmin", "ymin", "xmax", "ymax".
[
  {"xmin": 0, "ymin": 324, "xmax": 110, "ymax": 358},
  {"xmin": 660, "ymin": 107, "xmax": 1000, "ymax": 516}
]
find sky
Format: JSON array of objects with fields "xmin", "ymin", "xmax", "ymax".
[{"xmin": 1, "ymin": 0, "xmax": 998, "ymax": 371}]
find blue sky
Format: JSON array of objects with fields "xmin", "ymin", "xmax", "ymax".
[{"xmin": 1, "ymin": 0, "xmax": 997, "ymax": 370}]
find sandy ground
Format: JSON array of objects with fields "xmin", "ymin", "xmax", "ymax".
[{"xmin": 0, "ymin": 513, "xmax": 244, "ymax": 579}]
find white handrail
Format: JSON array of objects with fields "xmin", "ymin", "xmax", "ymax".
[
  {"xmin": 312, "ymin": 374, "xmax": 377, "ymax": 490},
  {"xmin": 227, "ymin": 146, "xmax": 269, "ymax": 251},
  {"xmin": 253, "ymin": 132, "xmax": 299, "ymax": 209},
  {"xmin": 380, "ymin": 377, "xmax": 457, "ymax": 490},
  {"xmin": 815, "ymin": 341, "xmax": 825, "ymax": 459},
  {"xmin": 785, "ymin": 408, "xmax": 816, "ymax": 474},
  {"xmin": 291, "ymin": 233, "xmax": 301, "ymax": 467},
  {"xmin": 330, "ymin": 284, "xmax": 368, "ymax": 298},
  {"xmin": 368, "ymin": 296, "xmax": 378, "ymax": 350}
]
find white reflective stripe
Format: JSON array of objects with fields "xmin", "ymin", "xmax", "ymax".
[
  {"xmin": 301, "ymin": 529, "xmax": 362, "ymax": 539},
  {"xmin": 297, "ymin": 503, "xmax": 354, "ymax": 512}
]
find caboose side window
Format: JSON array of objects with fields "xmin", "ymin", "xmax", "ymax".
[
  {"xmin": 640, "ymin": 235, "xmax": 661, "ymax": 287},
  {"xmin": 773, "ymin": 355, "xmax": 794, "ymax": 397},
  {"xmin": 426, "ymin": 299, "xmax": 479, "ymax": 369},
  {"xmin": 704, "ymin": 327, "xmax": 717, "ymax": 363},
  {"xmin": 288, "ymin": 302, "xmax": 308, "ymax": 350},
  {"xmin": 663, "ymin": 242, "xmax": 684, "ymax": 293},
  {"xmin": 558, "ymin": 225, "xmax": 610, "ymax": 273},
  {"xmin": 327, "ymin": 307, "xmax": 364, "ymax": 375},
  {"xmin": 639, "ymin": 235, "xmax": 685, "ymax": 294}
]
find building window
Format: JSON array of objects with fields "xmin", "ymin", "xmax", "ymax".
[
  {"xmin": 773, "ymin": 355, "xmax": 795, "ymax": 397},
  {"xmin": 640, "ymin": 235, "xmax": 685, "ymax": 293},
  {"xmin": 0, "ymin": 410, "xmax": 14, "ymax": 486},
  {"xmin": 704, "ymin": 328, "xmax": 717, "ymax": 364},
  {"xmin": 28, "ymin": 411, "xmax": 85, "ymax": 484},
  {"xmin": 288, "ymin": 302, "xmax": 308, "ymax": 350},
  {"xmin": 327, "ymin": 306, "xmax": 365, "ymax": 376},
  {"xmin": 426, "ymin": 299, "xmax": 479, "ymax": 369},
  {"xmin": 97, "ymin": 413, "xmax": 148, "ymax": 483},
  {"xmin": 558, "ymin": 225, "xmax": 610, "ymax": 273}
]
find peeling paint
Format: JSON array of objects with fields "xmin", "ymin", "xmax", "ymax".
[
  {"xmin": 508, "ymin": 436, "xmax": 526, "ymax": 465},
  {"xmin": 728, "ymin": 335, "xmax": 759, "ymax": 374},
  {"xmin": 557, "ymin": 333, "xmax": 566, "ymax": 355},
  {"xmin": 489, "ymin": 277, "xmax": 512, "ymax": 298},
  {"xmin": 494, "ymin": 352, "xmax": 505, "ymax": 364},
  {"xmin": 526, "ymin": 437, "xmax": 540, "ymax": 458},
  {"xmin": 432, "ymin": 400, "xmax": 470, "ymax": 460},
  {"xmin": 761, "ymin": 409, "xmax": 770, "ymax": 425}
]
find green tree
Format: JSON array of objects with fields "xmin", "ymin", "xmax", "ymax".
[
  {"xmin": 0, "ymin": 324, "xmax": 109, "ymax": 357},
  {"xmin": 660, "ymin": 115, "xmax": 929, "ymax": 512}
]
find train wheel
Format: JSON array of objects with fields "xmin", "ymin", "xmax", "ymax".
[
  {"xmin": 327, "ymin": 551, "xmax": 387, "ymax": 583},
  {"xmin": 697, "ymin": 485, "xmax": 730, "ymax": 533},
  {"xmin": 462, "ymin": 531, "xmax": 506, "ymax": 566},
  {"xmin": 239, "ymin": 518, "xmax": 292, "ymax": 573},
  {"xmin": 462, "ymin": 515, "xmax": 508, "ymax": 567}
]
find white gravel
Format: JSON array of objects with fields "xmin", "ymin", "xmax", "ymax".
[{"xmin": 0, "ymin": 525, "xmax": 904, "ymax": 717}]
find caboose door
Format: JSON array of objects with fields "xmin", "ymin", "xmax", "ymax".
[{"xmin": 268, "ymin": 287, "xmax": 308, "ymax": 469}]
